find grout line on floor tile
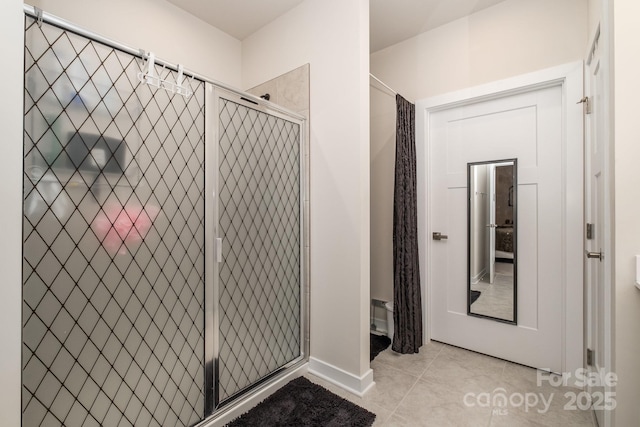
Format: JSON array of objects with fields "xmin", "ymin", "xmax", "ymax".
[
  {"xmin": 385, "ymin": 374, "xmax": 420, "ymax": 419},
  {"xmin": 417, "ymin": 345, "xmax": 445, "ymax": 379},
  {"xmin": 375, "ymin": 348, "xmax": 442, "ymax": 418},
  {"xmin": 389, "ymin": 412, "xmax": 411, "ymax": 425}
]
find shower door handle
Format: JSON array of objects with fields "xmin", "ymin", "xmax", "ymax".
[{"xmin": 216, "ymin": 238, "xmax": 223, "ymax": 262}]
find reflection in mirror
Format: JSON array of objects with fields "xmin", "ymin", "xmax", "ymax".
[{"xmin": 467, "ymin": 159, "xmax": 517, "ymax": 323}]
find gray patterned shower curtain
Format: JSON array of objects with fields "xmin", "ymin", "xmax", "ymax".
[{"xmin": 392, "ymin": 94, "xmax": 423, "ymax": 354}]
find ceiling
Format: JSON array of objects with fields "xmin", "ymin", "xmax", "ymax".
[
  {"xmin": 166, "ymin": 0, "xmax": 508, "ymax": 52},
  {"xmin": 165, "ymin": 0, "xmax": 305, "ymax": 41},
  {"xmin": 369, "ymin": 0, "xmax": 508, "ymax": 52}
]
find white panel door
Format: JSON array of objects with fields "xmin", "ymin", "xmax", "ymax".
[
  {"xmin": 585, "ymin": 32, "xmax": 608, "ymax": 426},
  {"xmin": 429, "ymin": 85, "xmax": 564, "ymax": 372}
]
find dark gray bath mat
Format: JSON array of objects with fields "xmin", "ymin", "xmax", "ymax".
[
  {"xmin": 370, "ymin": 333, "xmax": 391, "ymax": 361},
  {"xmin": 470, "ymin": 290, "xmax": 481, "ymax": 304},
  {"xmin": 227, "ymin": 376, "xmax": 376, "ymax": 426}
]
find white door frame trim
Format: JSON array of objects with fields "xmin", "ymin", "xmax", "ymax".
[
  {"xmin": 586, "ymin": 20, "xmax": 614, "ymax": 427},
  {"xmin": 416, "ymin": 61, "xmax": 584, "ymax": 382}
]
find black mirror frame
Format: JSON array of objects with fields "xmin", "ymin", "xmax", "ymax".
[{"xmin": 466, "ymin": 158, "xmax": 518, "ymax": 325}]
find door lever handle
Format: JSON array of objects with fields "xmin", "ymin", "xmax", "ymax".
[
  {"xmin": 586, "ymin": 250, "xmax": 602, "ymax": 261},
  {"xmin": 433, "ymin": 232, "xmax": 448, "ymax": 241}
]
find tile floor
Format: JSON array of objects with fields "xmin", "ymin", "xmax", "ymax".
[
  {"xmin": 306, "ymin": 341, "xmax": 595, "ymax": 426},
  {"xmin": 470, "ymin": 262, "xmax": 514, "ymax": 321}
]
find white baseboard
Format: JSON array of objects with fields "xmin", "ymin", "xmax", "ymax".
[
  {"xmin": 471, "ymin": 268, "xmax": 487, "ymax": 285},
  {"xmin": 307, "ymin": 357, "xmax": 374, "ymax": 397},
  {"xmin": 199, "ymin": 363, "xmax": 308, "ymax": 427}
]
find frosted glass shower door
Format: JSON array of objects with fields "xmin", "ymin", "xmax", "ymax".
[
  {"xmin": 22, "ymin": 16, "xmax": 207, "ymax": 427},
  {"xmin": 215, "ymin": 93, "xmax": 303, "ymax": 405}
]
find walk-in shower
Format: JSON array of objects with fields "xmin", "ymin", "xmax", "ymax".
[{"xmin": 21, "ymin": 7, "xmax": 307, "ymax": 426}]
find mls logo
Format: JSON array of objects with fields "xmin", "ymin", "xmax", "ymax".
[{"xmin": 492, "ymin": 407, "xmax": 508, "ymax": 416}]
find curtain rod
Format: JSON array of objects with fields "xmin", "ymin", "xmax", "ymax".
[
  {"xmin": 22, "ymin": 4, "xmax": 306, "ymax": 121},
  {"xmin": 370, "ymin": 73, "xmax": 397, "ymax": 95}
]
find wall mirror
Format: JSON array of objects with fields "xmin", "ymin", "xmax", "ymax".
[{"xmin": 467, "ymin": 159, "xmax": 517, "ymax": 323}]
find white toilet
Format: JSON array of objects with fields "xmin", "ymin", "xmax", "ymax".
[{"xmin": 384, "ymin": 301, "xmax": 394, "ymax": 340}]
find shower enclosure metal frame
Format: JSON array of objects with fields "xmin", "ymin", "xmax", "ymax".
[
  {"xmin": 22, "ymin": 4, "xmax": 309, "ymax": 425},
  {"xmin": 206, "ymin": 86, "xmax": 308, "ymax": 414}
]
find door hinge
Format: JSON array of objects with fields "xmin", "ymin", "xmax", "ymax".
[
  {"xmin": 586, "ymin": 223, "xmax": 594, "ymax": 240},
  {"xmin": 577, "ymin": 96, "xmax": 592, "ymax": 114},
  {"xmin": 586, "ymin": 348, "xmax": 594, "ymax": 366}
]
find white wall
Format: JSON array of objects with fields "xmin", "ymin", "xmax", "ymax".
[
  {"xmin": 588, "ymin": 0, "xmax": 602, "ymax": 43},
  {"xmin": 612, "ymin": 1, "xmax": 640, "ymax": 425},
  {"xmin": 0, "ymin": 1, "xmax": 26, "ymax": 424},
  {"xmin": 243, "ymin": 0, "xmax": 372, "ymax": 389},
  {"xmin": 370, "ymin": 0, "xmax": 588, "ymax": 101},
  {"xmin": 370, "ymin": 82, "xmax": 395, "ymax": 303},
  {"xmin": 28, "ymin": 0, "xmax": 242, "ymax": 87}
]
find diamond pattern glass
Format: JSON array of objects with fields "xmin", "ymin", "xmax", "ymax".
[
  {"xmin": 22, "ymin": 17, "xmax": 206, "ymax": 427},
  {"xmin": 217, "ymin": 99, "xmax": 301, "ymax": 402}
]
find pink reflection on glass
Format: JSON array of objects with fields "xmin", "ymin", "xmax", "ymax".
[{"xmin": 92, "ymin": 203, "xmax": 160, "ymax": 255}]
